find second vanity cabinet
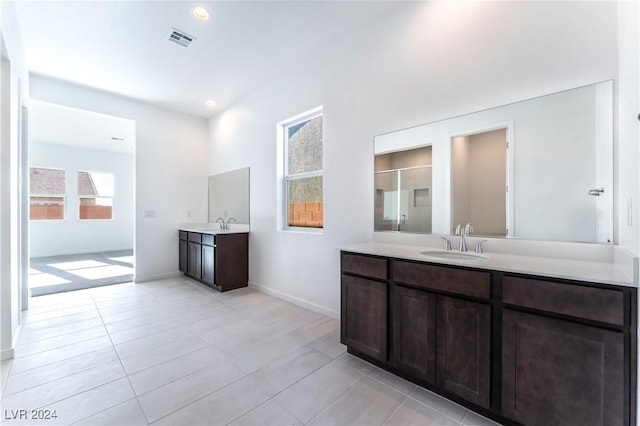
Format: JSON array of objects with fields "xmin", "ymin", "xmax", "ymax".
[
  {"xmin": 179, "ymin": 231, "xmax": 248, "ymax": 292},
  {"xmin": 340, "ymin": 251, "xmax": 637, "ymax": 426}
]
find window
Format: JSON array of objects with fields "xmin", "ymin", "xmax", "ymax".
[
  {"xmin": 280, "ymin": 107, "xmax": 323, "ymax": 230},
  {"xmin": 78, "ymin": 171, "xmax": 114, "ymax": 220},
  {"xmin": 29, "ymin": 167, "xmax": 66, "ymax": 220}
]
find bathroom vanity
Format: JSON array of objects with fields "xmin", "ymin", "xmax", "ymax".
[
  {"xmin": 340, "ymin": 243, "xmax": 636, "ymax": 426},
  {"xmin": 179, "ymin": 229, "xmax": 248, "ymax": 292}
]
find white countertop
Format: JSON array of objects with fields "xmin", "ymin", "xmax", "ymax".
[
  {"xmin": 179, "ymin": 227, "xmax": 249, "ymax": 235},
  {"xmin": 340, "ymin": 242, "xmax": 638, "ymax": 288}
]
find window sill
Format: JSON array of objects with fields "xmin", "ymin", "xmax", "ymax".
[{"xmin": 281, "ymin": 227, "xmax": 324, "ymax": 235}]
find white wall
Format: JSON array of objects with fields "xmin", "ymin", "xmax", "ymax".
[
  {"xmin": 29, "ymin": 142, "xmax": 134, "ymax": 257},
  {"xmin": 30, "ymin": 75, "xmax": 209, "ymax": 282},
  {"xmin": 618, "ymin": 1, "xmax": 640, "ymax": 255},
  {"xmin": 1, "ymin": 0, "xmax": 29, "ymax": 359},
  {"xmin": 208, "ymin": 1, "xmax": 622, "ymax": 317}
]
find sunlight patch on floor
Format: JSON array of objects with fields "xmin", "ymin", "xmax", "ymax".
[
  {"xmin": 49, "ymin": 260, "xmax": 109, "ymax": 271},
  {"xmin": 67, "ymin": 265, "xmax": 134, "ymax": 280},
  {"xmin": 108, "ymin": 256, "xmax": 134, "ymax": 264},
  {"xmin": 29, "ymin": 273, "xmax": 71, "ymax": 288}
]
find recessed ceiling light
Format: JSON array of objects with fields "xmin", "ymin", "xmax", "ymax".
[
  {"xmin": 206, "ymin": 100, "xmax": 216, "ymax": 108},
  {"xmin": 192, "ymin": 6, "xmax": 210, "ymax": 20}
]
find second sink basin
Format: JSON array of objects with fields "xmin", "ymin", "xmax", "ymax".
[{"xmin": 419, "ymin": 250, "xmax": 487, "ymax": 260}]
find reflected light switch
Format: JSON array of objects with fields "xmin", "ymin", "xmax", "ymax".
[{"xmin": 144, "ymin": 210, "xmax": 157, "ymax": 218}]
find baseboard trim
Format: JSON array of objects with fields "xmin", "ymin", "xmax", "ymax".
[
  {"xmin": 249, "ymin": 281, "xmax": 339, "ymax": 320},
  {"xmin": 1, "ymin": 348, "xmax": 14, "ymax": 361},
  {"xmin": 135, "ymin": 272, "xmax": 182, "ymax": 283}
]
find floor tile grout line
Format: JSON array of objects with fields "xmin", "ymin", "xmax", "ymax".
[
  {"xmin": 148, "ymin": 364, "xmax": 262, "ymax": 423},
  {"xmin": 22, "ymin": 306, "xmax": 100, "ymax": 325},
  {"xmin": 365, "ymin": 370, "xmax": 416, "ymax": 397},
  {"xmin": 39, "ymin": 376, "xmax": 129, "ymax": 413},
  {"xmin": 149, "ymin": 336, "xmax": 340, "ymax": 424},
  {"xmin": 12, "ymin": 326, "xmax": 110, "ymax": 359},
  {"xmin": 223, "ymin": 394, "xmax": 305, "ymax": 426},
  {"xmin": 102, "ymin": 301, "xmax": 230, "ymax": 336},
  {"xmin": 69, "ymin": 396, "xmax": 145, "ymax": 426},
  {"xmin": 19, "ymin": 312, "xmax": 102, "ymax": 331},
  {"xmin": 18, "ymin": 318, "xmax": 104, "ymax": 340},
  {"xmin": 89, "ymin": 288, "xmax": 153, "ymax": 426},
  {"xmin": 116, "ymin": 332, "xmax": 216, "ymax": 374},
  {"xmin": 7, "ymin": 339, "xmax": 115, "ymax": 377},
  {"xmin": 302, "ymin": 366, "xmax": 369, "ymax": 425},
  {"xmin": 404, "ymin": 390, "xmax": 469, "ymax": 424},
  {"xmin": 4, "ymin": 373, "xmax": 130, "ymax": 414},
  {"xmin": 1, "ymin": 351, "xmax": 119, "ymax": 398},
  {"xmin": 379, "ymin": 394, "xmax": 410, "ymax": 426}
]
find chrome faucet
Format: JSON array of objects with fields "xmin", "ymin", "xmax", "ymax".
[
  {"xmin": 440, "ymin": 236, "xmax": 452, "ymax": 251},
  {"xmin": 216, "ymin": 217, "xmax": 235, "ymax": 231},
  {"xmin": 455, "ymin": 223, "xmax": 474, "ymax": 252}
]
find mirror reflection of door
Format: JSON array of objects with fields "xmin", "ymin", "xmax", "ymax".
[
  {"xmin": 451, "ymin": 128, "xmax": 508, "ymax": 237},
  {"xmin": 374, "ymin": 146, "xmax": 432, "ymax": 233}
]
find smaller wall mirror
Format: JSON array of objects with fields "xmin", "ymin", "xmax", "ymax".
[
  {"xmin": 208, "ymin": 167, "xmax": 250, "ymax": 224},
  {"xmin": 375, "ymin": 146, "xmax": 432, "ymax": 233}
]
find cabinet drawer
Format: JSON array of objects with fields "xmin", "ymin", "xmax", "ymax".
[
  {"xmin": 341, "ymin": 253, "xmax": 387, "ymax": 280},
  {"xmin": 188, "ymin": 232, "xmax": 201, "ymax": 243},
  {"xmin": 393, "ymin": 260, "xmax": 490, "ymax": 299},
  {"xmin": 202, "ymin": 234, "xmax": 215, "ymax": 246},
  {"xmin": 502, "ymin": 275, "xmax": 624, "ymax": 326},
  {"xmin": 179, "ymin": 230, "xmax": 188, "ymax": 240}
]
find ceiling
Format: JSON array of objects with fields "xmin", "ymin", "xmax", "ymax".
[
  {"xmin": 14, "ymin": 1, "xmax": 395, "ymax": 118},
  {"xmin": 29, "ymin": 101, "xmax": 135, "ymax": 154}
]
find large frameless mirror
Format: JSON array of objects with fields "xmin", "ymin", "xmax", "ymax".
[{"xmin": 374, "ymin": 80, "xmax": 613, "ymax": 244}]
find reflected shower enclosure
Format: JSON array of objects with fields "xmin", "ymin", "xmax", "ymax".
[{"xmin": 374, "ymin": 146, "xmax": 432, "ymax": 233}]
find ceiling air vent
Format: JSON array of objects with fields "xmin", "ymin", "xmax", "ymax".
[{"xmin": 168, "ymin": 27, "xmax": 195, "ymax": 48}]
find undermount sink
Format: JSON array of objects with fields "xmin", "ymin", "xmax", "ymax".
[{"xmin": 419, "ymin": 250, "xmax": 487, "ymax": 260}]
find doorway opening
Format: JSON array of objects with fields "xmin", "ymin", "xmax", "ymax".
[
  {"xmin": 27, "ymin": 101, "xmax": 135, "ymax": 296},
  {"xmin": 450, "ymin": 126, "xmax": 512, "ymax": 237}
]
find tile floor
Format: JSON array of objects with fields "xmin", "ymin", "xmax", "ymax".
[{"xmin": 1, "ymin": 277, "xmax": 501, "ymax": 425}]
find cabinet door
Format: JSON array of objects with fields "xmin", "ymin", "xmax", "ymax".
[
  {"xmin": 201, "ymin": 244, "xmax": 215, "ymax": 286},
  {"xmin": 502, "ymin": 309, "xmax": 624, "ymax": 426},
  {"xmin": 341, "ymin": 275, "xmax": 387, "ymax": 362},
  {"xmin": 392, "ymin": 285, "xmax": 436, "ymax": 383},
  {"xmin": 187, "ymin": 242, "xmax": 202, "ymax": 279},
  {"xmin": 436, "ymin": 296, "xmax": 490, "ymax": 408},
  {"xmin": 179, "ymin": 239, "xmax": 188, "ymax": 273}
]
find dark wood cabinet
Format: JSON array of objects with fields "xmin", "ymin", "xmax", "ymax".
[
  {"xmin": 187, "ymin": 241, "xmax": 202, "ymax": 279},
  {"xmin": 179, "ymin": 239, "xmax": 188, "ymax": 273},
  {"xmin": 502, "ymin": 309, "xmax": 624, "ymax": 426},
  {"xmin": 201, "ymin": 244, "xmax": 215, "ymax": 285},
  {"xmin": 179, "ymin": 231, "xmax": 248, "ymax": 292},
  {"xmin": 340, "ymin": 253, "xmax": 388, "ymax": 362},
  {"xmin": 391, "ymin": 281, "xmax": 490, "ymax": 407},
  {"xmin": 341, "ymin": 274, "xmax": 387, "ymax": 362},
  {"xmin": 436, "ymin": 296, "xmax": 491, "ymax": 409},
  {"xmin": 392, "ymin": 285, "xmax": 436, "ymax": 383},
  {"xmin": 340, "ymin": 250, "xmax": 636, "ymax": 426}
]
